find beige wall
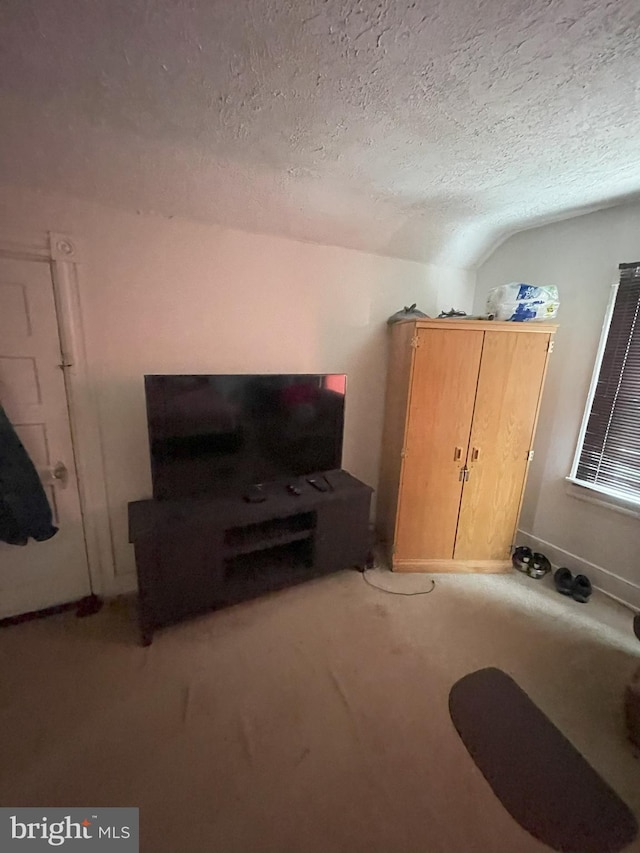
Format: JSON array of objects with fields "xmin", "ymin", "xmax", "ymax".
[
  {"xmin": 0, "ymin": 188, "xmax": 474, "ymax": 590},
  {"xmin": 475, "ymin": 202, "xmax": 640, "ymax": 609}
]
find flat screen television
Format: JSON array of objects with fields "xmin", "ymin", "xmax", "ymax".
[{"xmin": 144, "ymin": 374, "xmax": 346, "ymax": 499}]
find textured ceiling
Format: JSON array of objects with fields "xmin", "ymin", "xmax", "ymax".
[{"xmin": 1, "ymin": 0, "xmax": 640, "ymax": 266}]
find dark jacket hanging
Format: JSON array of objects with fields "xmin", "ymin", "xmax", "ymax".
[{"xmin": 0, "ymin": 403, "xmax": 58, "ymax": 545}]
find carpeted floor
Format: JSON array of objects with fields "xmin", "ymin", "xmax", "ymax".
[{"xmin": 0, "ymin": 568, "xmax": 639, "ymax": 853}]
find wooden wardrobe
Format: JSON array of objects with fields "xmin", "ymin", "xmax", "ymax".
[{"xmin": 377, "ymin": 319, "xmax": 556, "ymax": 572}]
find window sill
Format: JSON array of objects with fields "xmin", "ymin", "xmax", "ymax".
[{"xmin": 565, "ymin": 477, "xmax": 640, "ymax": 519}]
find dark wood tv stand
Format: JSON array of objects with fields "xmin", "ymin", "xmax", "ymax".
[{"xmin": 128, "ymin": 470, "xmax": 372, "ymax": 645}]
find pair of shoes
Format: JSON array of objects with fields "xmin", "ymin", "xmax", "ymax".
[
  {"xmin": 512, "ymin": 547, "xmax": 551, "ymax": 580},
  {"xmin": 554, "ymin": 567, "xmax": 592, "ymax": 603}
]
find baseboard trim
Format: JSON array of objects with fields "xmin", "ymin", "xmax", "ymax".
[
  {"xmin": 517, "ymin": 529, "xmax": 640, "ymax": 612},
  {"xmin": 393, "ymin": 558, "xmax": 511, "ymax": 573}
]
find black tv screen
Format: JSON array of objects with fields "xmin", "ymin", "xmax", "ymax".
[{"xmin": 144, "ymin": 374, "xmax": 346, "ymax": 499}]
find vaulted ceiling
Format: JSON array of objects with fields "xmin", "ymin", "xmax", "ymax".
[{"xmin": 1, "ymin": 0, "xmax": 640, "ymax": 266}]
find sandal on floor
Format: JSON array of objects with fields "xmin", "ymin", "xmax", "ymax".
[
  {"xmin": 554, "ymin": 567, "xmax": 574, "ymax": 596},
  {"xmin": 512, "ymin": 546, "xmax": 533, "ymax": 573},
  {"xmin": 572, "ymin": 574, "xmax": 592, "ymax": 604},
  {"xmin": 528, "ymin": 552, "xmax": 551, "ymax": 580}
]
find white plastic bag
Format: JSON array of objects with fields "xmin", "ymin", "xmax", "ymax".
[{"xmin": 487, "ymin": 283, "xmax": 559, "ymax": 322}]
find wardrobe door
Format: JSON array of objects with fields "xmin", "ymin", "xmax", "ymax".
[
  {"xmin": 454, "ymin": 331, "xmax": 550, "ymax": 560},
  {"xmin": 395, "ymin": 328, "xmax": 483, "ymax": 560}
]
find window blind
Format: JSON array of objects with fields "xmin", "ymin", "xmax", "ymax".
[{"xmin": 576, "ymin": 262, "xmax": 640, "ymax": 500}]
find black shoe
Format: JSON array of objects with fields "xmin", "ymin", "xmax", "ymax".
[
  {"xmin": 572, "ymin": 574, "xmax": 592, "ymax": 603},
  {"xmin": 554, "ymin": 567, "xmax": 574, "ymax": 596},
  {"xmin": 512, "ymin": 546, "xmax": 533, "ymax": 573},
  {"xmin": 528, "ymin": 552, "xmax": 551, "ymax": 580}
]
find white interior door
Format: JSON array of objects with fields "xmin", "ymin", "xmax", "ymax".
[{"xmin": 0, "ymin": 257, "xmax": 91, "ymax": 618}]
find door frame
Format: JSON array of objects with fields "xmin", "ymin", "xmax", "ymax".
[{"xmin": 0, "ymin": 230, "xmax": 114, "ymax": 597}]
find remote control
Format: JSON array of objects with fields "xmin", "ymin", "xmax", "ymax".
[
  {"xmin": 286, "ymin": 484, "xmax": 301, "ymax": 496},
  {"xmin": 306, "ymin": 477, "xmax": 328, "ymax": 492}
]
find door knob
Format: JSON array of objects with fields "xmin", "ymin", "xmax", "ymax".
[{"xmin": 41, "ymin": 461, "xmax": 69, "ymax": 488}]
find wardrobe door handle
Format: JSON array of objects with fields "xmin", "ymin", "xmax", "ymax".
[
  {"xmin": 453, "ymin": 447, "xmax": 462, "ymax": 461},
  {"xmin": 41, "ymin": 461, "xmax": 69, "ymax": 488},
  {"xmin": 471, "ymin": 447, "xmax": 479, "ymax": 462}
]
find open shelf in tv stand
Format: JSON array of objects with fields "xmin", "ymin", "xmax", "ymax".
[{"xmin": 128, "ymin": 469, "xmax": 373, "ymax": 645}]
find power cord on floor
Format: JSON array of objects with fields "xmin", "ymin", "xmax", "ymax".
[{"xmin": 361, "ymin": 565, "xmax": 436, "ymax": 596}]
